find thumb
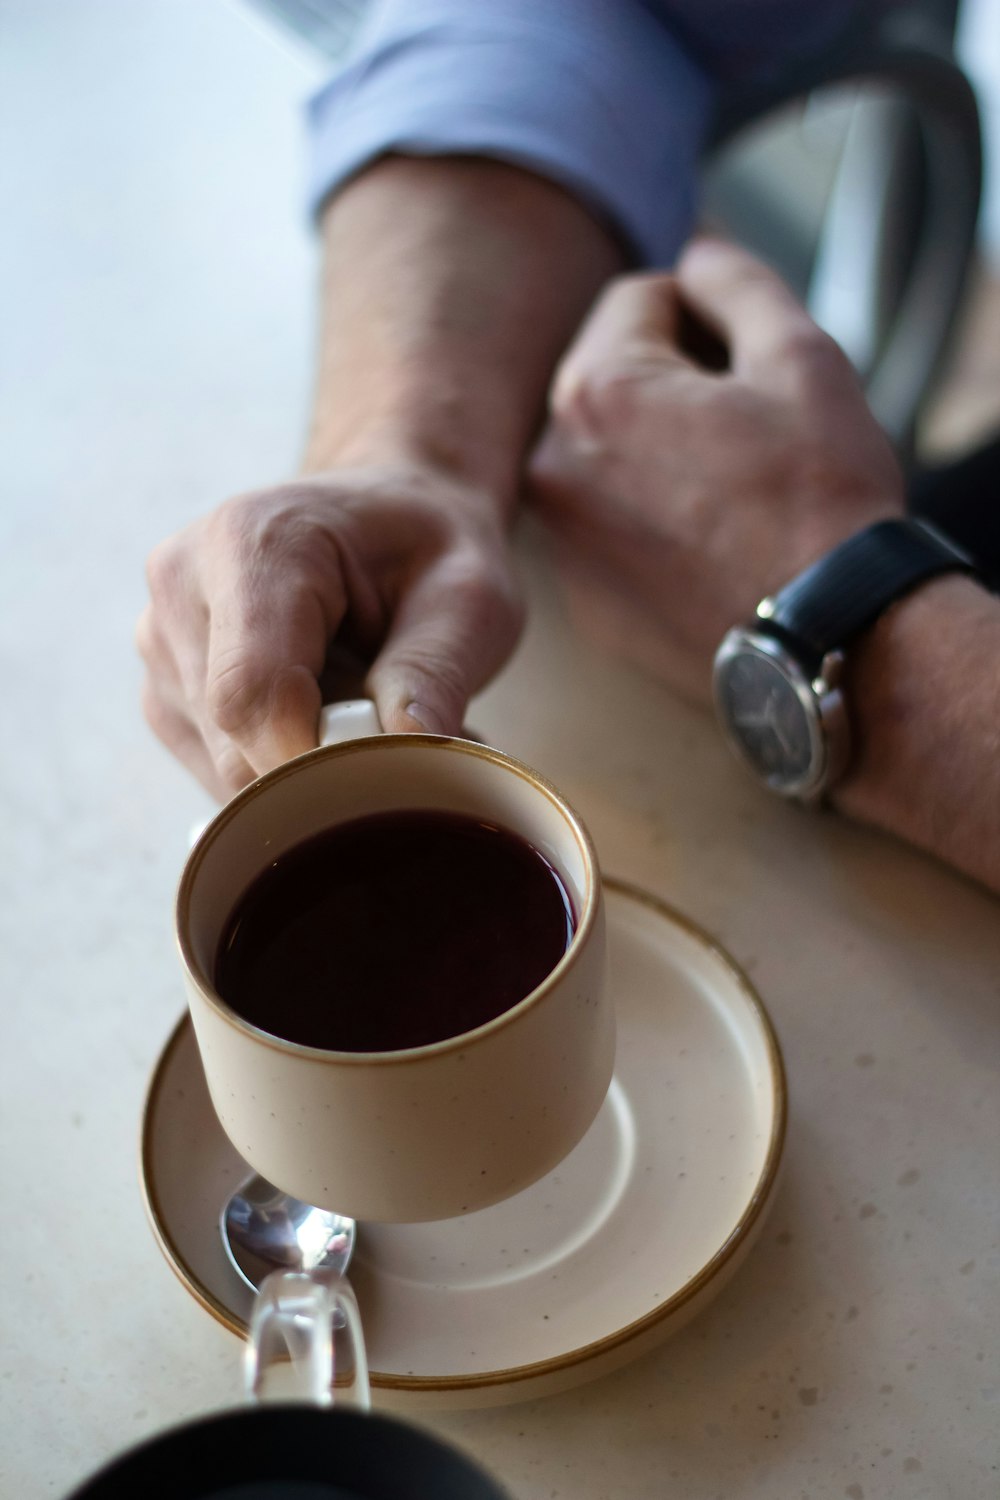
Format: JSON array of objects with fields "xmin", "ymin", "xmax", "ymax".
[{"xmin": 366, "ymin": 552, "xmax": 522, "ymax": 736}]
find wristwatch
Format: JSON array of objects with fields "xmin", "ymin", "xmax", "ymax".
[{"xmin": 712, "ymin": 517, "xmax": 977, "ymax": 802}]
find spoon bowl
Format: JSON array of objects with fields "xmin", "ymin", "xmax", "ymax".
[{"xmin": 223, "ymin": 1173, "xmax": 356, "ymax": 1292}]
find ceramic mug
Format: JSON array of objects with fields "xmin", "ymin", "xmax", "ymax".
[
  {"xmin": 177, "ymin": 702, "xmax": 613, "ymax": 1223},
  {"xmin": 66, "ymin": 1269, "xmax": 511, "ymax": 1498}
]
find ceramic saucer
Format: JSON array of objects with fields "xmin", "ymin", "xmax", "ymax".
[{"xmin": 141, "ymin": 879, "xmax": 785, "ymax": 1410}]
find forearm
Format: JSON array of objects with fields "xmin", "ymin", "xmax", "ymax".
[
  {"xmin": 835, "ymin": 575, "xmax": 1000, "ymax": 893},
  {"xmin": 303, "ymin": 156, "xmax": 625, "ymax": 509}
]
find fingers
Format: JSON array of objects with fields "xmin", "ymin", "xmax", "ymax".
[
  {"xmin": 551, "ymin": 272, "xmax": 688, "ymax": 414},
  {"xmin": 548, "ymin": 240, "xmax": 853, "ymax": 460},
  {"xmin": 676, "ymin": 237, "xmax": 843, "ymax": 383},
  {"xmin": 548, "ymin": 268, "xmax": 735, "ymax": 453},
  {"xmin": 140, "ymin": 672, "xmax": 243, "ymax": 802},
  {"xmin": 368, "ymin": 547, "xmax": 523, "ymax": 736},
  {"xmin": 203, "ymin": 582, "xmax": 329, "ymax": 776},
  {"xmin": 141, "ymin": 500, "xmax": 349, "ymax": 794},
  {"xmin": 552, "ymin": 237, "xmax": 847, "ymax": 411},
  {"xmin": 140, "ymin": 479, "xmax": 524, "ymax": 800},
  {"xmin": 137, "ymin": 602, "xmax": 259, "ymax": 797}
]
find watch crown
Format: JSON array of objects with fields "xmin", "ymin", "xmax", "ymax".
[
  {"xmin": 815, "ymin": 649, "xmax": 846, "ymax": 693},
  {"xmin": 756, "ymin": 597, "xmax": 776, "ymax": 621}
]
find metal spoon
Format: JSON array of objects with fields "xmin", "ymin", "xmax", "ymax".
[{"xmin": 222, "ymin": 1173, "xmax": 356, "ymax": 1292}]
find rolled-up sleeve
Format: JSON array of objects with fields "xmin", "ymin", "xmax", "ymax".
[{"xmin": 306, "ymin": 0, "xmax": 712, "ymax": 266}]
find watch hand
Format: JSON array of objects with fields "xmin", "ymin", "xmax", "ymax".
[
  {"xmin": 733, "ymin": 707, "xmax": 774, "ymax": 731},
  {"xmin": 745, "ymin": 688, "xmax": 795, "ymax": 764},
  {"xmin": 768, "ymin": 696, "xmax": 796, "ymax": 758}
]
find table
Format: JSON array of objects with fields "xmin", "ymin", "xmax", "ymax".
[{"xmin": 2, "ymin": 4, "xmax": 997, "ymax": 1496}]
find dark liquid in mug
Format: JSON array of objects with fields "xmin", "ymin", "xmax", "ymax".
[{"xmin": 214, "ymin": 810, "xmax": 576, "ymax": 1052}]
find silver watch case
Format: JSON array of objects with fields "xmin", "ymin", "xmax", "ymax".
[{"xmin": 712, "ymin": 624, "xmax": 851, "ymax": 802}]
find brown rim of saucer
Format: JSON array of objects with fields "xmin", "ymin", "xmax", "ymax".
[
  {"xmin": 175, "ymin": 733, "xmax": 601, "ymax": 1066},
  {"xmin": 141, "ymin": 878, "xmax": 788, "ymax": 1395}
]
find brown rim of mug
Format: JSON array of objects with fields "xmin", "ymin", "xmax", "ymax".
[
  {"xmin": 140, "ymin": 879, "xmax": 787, "ymax": 1391},
  {"xmin": 175, "ymin": 733, "xmax": 601, "ymax": 1066}
]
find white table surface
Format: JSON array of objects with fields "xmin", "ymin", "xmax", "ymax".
[{"xmin": 2, "ymin": 4, "xmax": 998, "ymax": 1496}]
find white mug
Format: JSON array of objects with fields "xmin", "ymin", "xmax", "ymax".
[{"xmin": 177, "ymin": 704, "xmax": 613, "ymax": 1223}]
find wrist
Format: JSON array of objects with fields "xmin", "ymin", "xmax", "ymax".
[
  {"xmin": 714, "ymin": 514, "xmax": 982, "ymax": 814},
  {"xmin": 295, "ymin": 446, "xmax": 515, "ymax": 548},
  {"xmin": 834, "ymin": 573, "xmax": 1000, "ymax": 882},
  {"xmin": 301, "ymin": 416, "xmax": 518, "ymax": 520},
  {"xmin": 718, "ymin": 490, "xmax": 906, "ymax": 645}
]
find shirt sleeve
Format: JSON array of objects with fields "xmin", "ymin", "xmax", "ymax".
[{"xmin": 305, "ymin": 0, "xmax": 712, "ymax": 267}]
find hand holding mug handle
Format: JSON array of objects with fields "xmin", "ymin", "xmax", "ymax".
[{"xmin": 246, "ymin": 1269, "xmax": 371, "ymax": 1410}]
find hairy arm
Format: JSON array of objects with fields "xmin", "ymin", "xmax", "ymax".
[
  {"xmin": 837, "ymin": 576, "xmax": 1000, "ymax": 891},
  {"xmin": 304, "ymin": 155, "xmax": 624, "ymax": 496}
]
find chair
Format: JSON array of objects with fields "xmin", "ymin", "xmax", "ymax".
[{"xmin": 705, "ymin": 5, "xmax": 982, "ymax": 465}]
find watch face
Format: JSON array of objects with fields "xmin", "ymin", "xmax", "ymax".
[{"xmin": 713, "ymin": 634, "xmax": 821, "ymax": 795}]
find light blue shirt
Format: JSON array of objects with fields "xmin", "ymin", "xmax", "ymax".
[{"xmin": 306, "ymin": 0, "xmax": 860, "ymax": 265}]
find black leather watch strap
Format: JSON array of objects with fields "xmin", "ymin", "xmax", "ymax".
[{"xmin": 761, "ymin": 517, "xmax": 977, "ymax": 673}]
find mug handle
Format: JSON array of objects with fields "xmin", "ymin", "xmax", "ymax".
[
  {"xmin": 320, "ymin": 697, "xmax": 484, "ymax": 747},
  {"xmin": 245, "ymin": 1268, "xmax": 371, "ymax": 1411},
  {"xmin": 317, "ymin": 698, "xmax": 383, "ymax": 746}
]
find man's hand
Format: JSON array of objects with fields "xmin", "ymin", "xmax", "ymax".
[
  {"xmin": 529, "ymin": 238, "xmax": 904, "ymax": 702},
  {"xmin": 531, "ymin": 239, "xmax": 1000, "ymax": 894},
  {"xmin": 138, "ymin": 155, "xmax": 624, "ymax": 800},
  {"xmin": 138, "ymin": 156, "xmax": 622, "ymax": 800},
  {"xmin": 137, "ymin": 463, "xmax": 522, "ymax": 800}
]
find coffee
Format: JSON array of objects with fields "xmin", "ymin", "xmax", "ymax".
[{"xmin": 215, "ymin": 810, "xmax": 576, "ymax": 1052}]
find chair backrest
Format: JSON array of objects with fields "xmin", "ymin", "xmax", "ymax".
[{"xmin": 707, "ymin": 11, "xmax": 982, "ymax": 465}]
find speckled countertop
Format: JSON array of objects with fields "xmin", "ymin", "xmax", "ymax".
[{"xmin": 1, "ymin": 4, "xmax": 997, "ymax": 1498}]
